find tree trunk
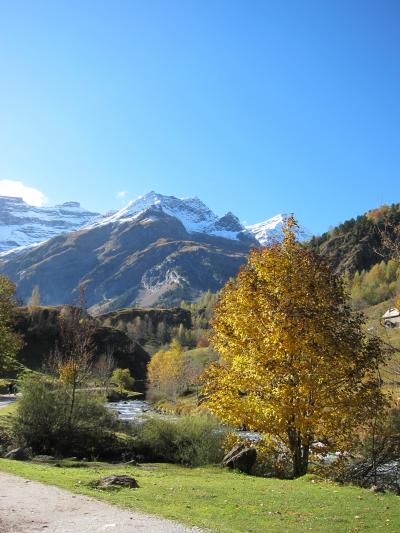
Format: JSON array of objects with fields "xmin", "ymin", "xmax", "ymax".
[{"xmin": 288, "ymin": 428, "xmax": 310, "ymax": 477}]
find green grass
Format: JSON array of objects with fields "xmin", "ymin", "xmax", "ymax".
[
  {"xmin": 0, "ymin": 459, "xmax": 399, "ymax": 532},
  {"xmin": 0, "ymin": 401, "xmax": 17, "ymax": 431},
  {"xmin": 0, "ymin": 401, "xmax": 17, "ymax": 418}
]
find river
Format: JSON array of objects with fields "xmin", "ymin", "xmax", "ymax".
[
  {"xmin": 106, "ymin": 399, "xmax": 260, "ymax": 441},
  {"xmin": 106, "ymin": 399, "xmax": 154, "ymax": 422}
]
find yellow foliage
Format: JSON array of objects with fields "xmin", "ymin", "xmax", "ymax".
[
  {"xmin": 57, "ymin": 359, "xmax": 77, "ymax": 385},
  {"xmin": 202, "ymin": 216, "xmax": 388, "ymax": 476},
  {"xmin": 147, "ymin": 340, "xmax": 185, "ymax": 401}
]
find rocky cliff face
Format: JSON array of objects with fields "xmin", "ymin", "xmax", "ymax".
[{"xmin": 307, "ymin": 204, "xmax": 400, "ymax": 274}]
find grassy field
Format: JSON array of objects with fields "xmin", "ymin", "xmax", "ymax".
[
  {"xmin": 0, "ymin": 403, "xmax": 16, "ymax": 417},
  {"xmin": 0, "ymin": 459, "xmax": 399, "ymax": 532},
  {"xmin": 0, "ymin": 400, "xmax": 17, "ymax": 430}
]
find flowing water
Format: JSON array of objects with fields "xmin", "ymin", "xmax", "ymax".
[
  {"xmin": 106, "ymin": 399, "xmax": 260, "ymax": 441},
  {"xmin": 106, "ymin": 399, "xmax": 153, "ymax": 422}
]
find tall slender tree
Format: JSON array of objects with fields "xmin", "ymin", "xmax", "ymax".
[{"xmin": 52, "ymin": 292, "xmax": 95, "ymax": 429}]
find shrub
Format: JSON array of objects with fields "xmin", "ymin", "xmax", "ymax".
[
  {"xmin": 111, "ymin": 368, "xmax": 135, "ymax": 394},
  {"xmin": 12, "ymin": 372, "xmax": 117, "ymax": 458},
  {"xmin": 132, "ymin": 414, "xmax": 226, "ymax": 466},
  {"xmin": 317, "ymin": 407, "xmax": 400, "ymax": 492}
]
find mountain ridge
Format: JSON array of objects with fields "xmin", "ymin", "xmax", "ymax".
[
  {"xmin": 0, "ymin": 204, "xmax": 258, "ymax": 312},
  {"xmin": 0, "ymin": 196, "xmax": 99, "ymax": 253},
  {"xmin": 308, "ymin": 203, "xmax": 400, "ymax": 273},
  {"xmin": 0, "ymin": 191, "xmax": 283, "ymax": 254}
]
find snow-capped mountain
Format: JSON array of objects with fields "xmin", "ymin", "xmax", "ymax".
[
  {"xmin": 0, "ymin": 196, "xmax": 99, "ymax": 253},
  {"xmin": 87, "ymin": 191, "xmax": 245, "ymax": 240},
  {"xmin": 246, "ymin": 214, "xmax": 286, "ymax": 246},
  {"xmin": 0, "ymin": 190, "xmax": 284, "ymax": 258},
  {"xmin": 0, "ymin": 191, "xmax": 287, "ymax": 311}
]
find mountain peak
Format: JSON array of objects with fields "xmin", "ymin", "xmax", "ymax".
[
  {"xmin": 88, "ymin": 191, "xmax": 246, "ymax": 240},
  {"xmin": 246, "ymin": 214, "xmax": 286, "ymax": 245},
  {"xmin": 0, "ymin": 190, "xmax": 283, "ymax": 253}
]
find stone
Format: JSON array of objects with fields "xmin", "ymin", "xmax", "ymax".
[
  {"xmin": 370, "ymin": 484, "xmax": 385, "ymax": 493},
  {"xmin": 124, "ymin": 459, "xmax": 138, "ymax": 466},
  {"xmin": 33, "ymin": 455, "xmax": 55, "ymax": 462},
  {"xmin": 222, "ymin": 444, "xmax": 257, "ymax": 474},
  {"xmin": 4, "ymin": 447, "xmax": 31, "ymax": 461},
  {"xmin": 98, "ymin": 475, "xmax": 139, "ymax": 489}
]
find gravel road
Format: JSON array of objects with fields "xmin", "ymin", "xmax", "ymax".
[
  {"xmin": 0, "ymin": 395, "xmax": 16, "ymax": 409},
  {"xmin": 0, "ymin": 472, "xmax": 203, "ymax": 533}
]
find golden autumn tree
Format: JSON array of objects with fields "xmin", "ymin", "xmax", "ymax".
[
  {"xmin": 147, "ymin": 340, "xmax": 185, "ymax": 401},
  {"xmin": 202, "ymin": 216, "xmax": 387, "ymax": 477}
]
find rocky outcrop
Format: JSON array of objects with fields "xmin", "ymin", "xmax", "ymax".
[
  {"xmin": 13, "ymin": 306, "xmax": 150, "ymax": 390},
  {"xmin": 97, "ymin": 475, "xmax": 139, "ymax": 488},
  {"xmin": 222, "ymin": 444, "xmax": 257, "ymax": 474},
  {"xmin": 4, "ymin": 447, "xmax": 31, "ymax": 461},
  {"xmin": 307, "ymin": 203, "xmax": 400, "ymax": 274}
]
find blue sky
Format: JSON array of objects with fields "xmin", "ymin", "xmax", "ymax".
[{"xmin": 0, "ymin": 1, "xmax": 399, "ymax": 234}]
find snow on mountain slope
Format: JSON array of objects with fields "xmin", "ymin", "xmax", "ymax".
[
  {"xmin": 0, "ymin": 191, "xmax": 283, "ymax": 255},
  {"xmin": 0, "ymin": 196, "xmax": 99, "ymax": 253},
  {"xmin": 246, "ymin": 214, "xmax": 286, "ymax": 245},
  {"xmin": 87, "ymin": 191, "xmax": 246, "ymax": 240}
]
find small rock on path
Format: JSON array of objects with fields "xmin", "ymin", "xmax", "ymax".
[{"xmin": 0, "ymin": 472, "xmax": 202, "ymax": 532}]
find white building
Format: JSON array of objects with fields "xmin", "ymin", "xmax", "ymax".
[{"xmin": 382, "ymin": 307, "xmax": 400, "ymax": 328}]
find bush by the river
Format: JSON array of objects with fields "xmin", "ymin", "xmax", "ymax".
[
  {"xmin": 11, "ymin": 372, "xmax": 117, "ymax": 458},
  {"xmin": 317, "ymin": 407, "xmax": 400, "ymax": 493},
  {"xmin": 131, "ymin": 414, "xmax": 226, "ymax": 466}
]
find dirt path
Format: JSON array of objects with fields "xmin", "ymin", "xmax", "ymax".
[
  {"xmin": 0, "ymin": 395, "xmax": 16, "ymax": 409},
  {"xmin": 0, "ymin": 395, "xmax": 16, "ymax": 406},
  {"xmin": 0, "ymin": 472, "xmax": 203, "ymax": 533}
]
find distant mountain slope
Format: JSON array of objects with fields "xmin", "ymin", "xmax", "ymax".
[
  {"xmin": 308, "ymin": 204, "xmax": 400, "ymax": 273},
  {"xmin": 0, "ymin": 205, "xmax": 257, "ymax": 312},
  {"xmin": 0, "ymin": 196, "xmax": 99, "ymax": 253}
]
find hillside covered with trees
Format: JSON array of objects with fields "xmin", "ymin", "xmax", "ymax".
[{"xmin": 308, "ymin": 203, "xmax": 400, "ymax": 274}]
